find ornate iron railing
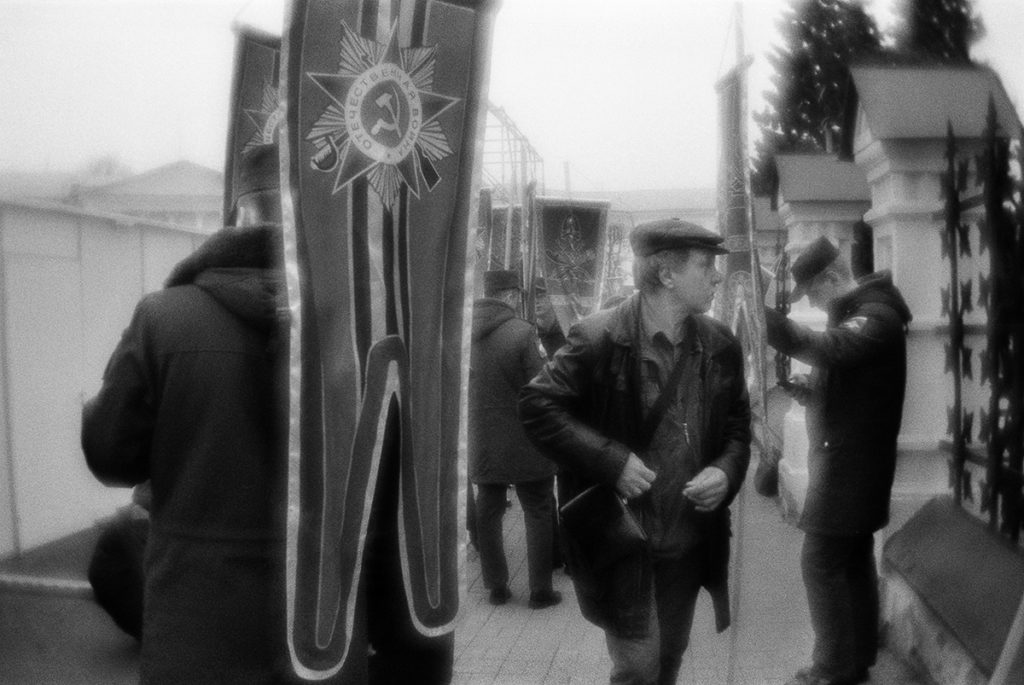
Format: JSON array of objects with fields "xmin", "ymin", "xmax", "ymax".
[{"xmin": 941, "ymin": 98, "xmax": 1024, "ymax": 543}]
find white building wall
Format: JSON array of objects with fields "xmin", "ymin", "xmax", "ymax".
[
  {"xmin": 0, "ymin": 202, "xmax": 205, "ymax": 557},
  {"xmin": 80, "ymin": 222, "xmax": 145, "ymax": 399},
  {"xmin": 0, "ymin": 237, "xmax": 13, "ymax": 555}
]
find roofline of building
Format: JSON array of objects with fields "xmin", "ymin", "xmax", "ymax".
[
  {"xmin": 843, "ymin": 62, "xmax": 1022, "ymax": 150},
  {"xmin": 83, "ymin": 159, "xmax": 224, "ymax": 194},
  {"xmin": 535, "ymin": 195, "xmax": 612, "ymax": 210},
  {"xmin": 0, "ymin": 197, "xmax": 212, "ymax": 237}
]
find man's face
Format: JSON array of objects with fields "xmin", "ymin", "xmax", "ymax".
[
  {"xmin": 804, "ymin": 272, "xmax": 838, "ymax": 312},
  {"xmin": 535, "ymin": 291, "xmax": 556, "ymax": 328},
  {"xmin": 666, "ymin": 249, "xmax": 722, "ymax": 315}
]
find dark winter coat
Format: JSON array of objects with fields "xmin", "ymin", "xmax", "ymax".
[
  {"xmin": 469, "ymin": 298, "xmax": 555, "ymax": 484},
  {"xmin": 765, "ymin": 270, "xmax": 912, "ymax": 537},
  {"xmin": 82, "ymin": 225, "xmax": 295, "ymax": 684},
  {"xmin": 519, "ymin": 293, "xmax": 751, "ymax": 637}
]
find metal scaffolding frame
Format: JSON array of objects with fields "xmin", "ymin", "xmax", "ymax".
[{"xmin": 481, "ymin": 102, "xmax": 544, "ymax": 205}]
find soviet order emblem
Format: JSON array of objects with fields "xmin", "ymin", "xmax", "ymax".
[
  {"xmin": 346, "ymin": 63, "xmax": 422, "ymax": 165},
  {"xmin": 306, "ymin": 21, "xmax": 460, "ymax": 209},
  {"xmin": 245, "ymin": 83, "xmax": 283, "ymax": 151}
]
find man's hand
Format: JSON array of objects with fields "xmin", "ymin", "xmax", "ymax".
[
  {"xmin": 682, "ymin": 466, "xmax": 729, "ymax": 512},
  {"xmin": 616, "ymin": 453, "xmax": 656, "ymax": 499},
  {"xmin": 779, "ymin": 373, "xmax": 812, "ymax": 406}
]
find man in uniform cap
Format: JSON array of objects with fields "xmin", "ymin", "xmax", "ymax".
[
  {"xmin": 470, "ymin": 270, "xmax": 562, "ymax": 609},
  {"xmin": 788, "ymin": 235, "xmax": 839, "ymax": 303},
  {"xmin": 521, "ymin": 218, "xmax": 751, "ymax": 684},
  {"xmin": 764, "ymin": 236, "xmax": 912, "ymax": 685}
]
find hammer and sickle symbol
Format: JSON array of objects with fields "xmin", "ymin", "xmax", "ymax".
[{"xmin": 370, "ymin": 87, "xmax": 402, "ymax": 137}]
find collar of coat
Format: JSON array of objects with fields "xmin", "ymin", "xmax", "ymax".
[
  {"xmin": 605, "ymin": 292, "xmax": 734, "ymax": 359},
  {"xmin": 827, "ymin": 269, "xmax": 912, "ymax": 327}
]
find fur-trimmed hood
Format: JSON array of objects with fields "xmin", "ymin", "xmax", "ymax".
[{"xmin": 165, "ymin": 224, "xmax": 285, "ymax": 331}]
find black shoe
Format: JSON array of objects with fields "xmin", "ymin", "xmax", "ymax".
[
  {"xmin": 528, "ymin": 589, "xmax": 562, "ymax": 609},
  {"xmin": 488, "ymin": 586, "xmax": 511, "ymax": 605}
]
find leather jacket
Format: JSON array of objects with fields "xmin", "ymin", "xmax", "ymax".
[{"xmin": 519, "ymin": 293, "xmax": 751, "ymax": 637}]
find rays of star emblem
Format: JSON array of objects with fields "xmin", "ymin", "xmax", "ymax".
[
  {"xmin": 243, "ymin": 82, "xmax": 283, "ymax": 152},
  {"xmin": 305, "ymin": 20, "xmax": 460, "ymax": 210}
]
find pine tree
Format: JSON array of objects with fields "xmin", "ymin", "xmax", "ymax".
[
  {"xmin": 895, "ymin": 0, "xmax": 983, "ymax": 63},
  {"xmin": 752, "ymin": 0, "xmax": 881, "ymax": 195}
]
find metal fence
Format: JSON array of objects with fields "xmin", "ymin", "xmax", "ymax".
[{"xmin": 941, "ymin": 98, "xmax": 1024, "ymax": 544}]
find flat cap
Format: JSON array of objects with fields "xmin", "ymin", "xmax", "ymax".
[
  {"xmin": 629, "ymin": 218, "xmax": 728, "ymax": 257},
  {"xmin": 791, "ymin": 236, "xmax": 839, "ymax": 300},
  {"xmin": 238, "ymin": 143, "xmax": 280, "ymax": 196},
  {"xmin": 483, "ymin": 270, "xmax": 520, "ymax": 296}
]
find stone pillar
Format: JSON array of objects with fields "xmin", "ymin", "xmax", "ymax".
[
  {"xmin": 857, "ymin": 138, "xmax": 965, "ymax": 452},
  {"xmin": 854, "ymin": 136, "xmax": 991, "ymax": 538}
]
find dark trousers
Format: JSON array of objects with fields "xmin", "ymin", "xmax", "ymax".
[
  {"xmin": 605, "ymin": 553, "xmax": 703, "ymax": 685},
  {"xmin": 366, "ymin": 402, "xmax": 453, "ymax": 684},
  {"xmin": 87, "ymin": 511, "xmax": 149, "ymax": 640},
  {"xmin": 476, "ymin": 478, "xmax": 555, "ymax": 594},
  {"xmin": 802, "ymin": 531, "xmax": 879, "ymax": 680}
]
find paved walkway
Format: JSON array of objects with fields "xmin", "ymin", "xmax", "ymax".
[
  {"xmin": 0, "ymin": 460, "xmax": 928, "ymax": 684},
  {"xmin": 454, "ymin": 461, "xmax": 928, "ymax": 684}
]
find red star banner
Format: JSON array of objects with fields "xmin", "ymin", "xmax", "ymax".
[
  {"xmin": 223, "ymin": 26, "xmax": 282, "ymax": 222},
  {"xmin": 280, "ymin": 0, "xmax": 497, "ymax": 680},
  {"xmin": 535, "ymin": 196, "xmax": 611, "ymax": 332}
]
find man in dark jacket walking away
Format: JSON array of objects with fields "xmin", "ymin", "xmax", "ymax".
[
  {"xmin": 520, "ymin": 219, "xmax": 751, "ymax": 685},
  {"xmin": 765, "ymin": 237, "xmax": 912, "ymax": 685},
  {"xmin": 470, "ymin": 270, "xmax": 562, "ymax": 609},
  {"xmin": 82, "ymin": 143, "xmax": 296, "ymax": 684}
]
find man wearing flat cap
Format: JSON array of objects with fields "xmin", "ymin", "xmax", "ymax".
[
  {"xmin": 470, "ymin": 270, "xmax": 562, "ymax": 610},
  {"xmin": 520, "ymin": 218, "xmax": 751, "ymax": 684},
  {"xmin": 764, "ymin": 236, "xmax": 912, "ymax": 685}
]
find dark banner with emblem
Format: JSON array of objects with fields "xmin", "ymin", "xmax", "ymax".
[
  {"xmin": 715, "ymin": 63, "xmax": 775, "ymax": 459},
  {"xmin": 536, "ymin": 196, "xmax": 611, "ymax": 332},
  {"xmin": 715, "ymin": 65, "xmax": 750, "ymax": 323},
  {"xmin": 281, "ymin": 0, "xmax": 496, "ymax": 680},
  {"xmin": 223, "ymin": 26, "xmax": 281, "ymax": 223}
]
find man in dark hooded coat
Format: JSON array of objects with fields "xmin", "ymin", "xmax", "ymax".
[
  {"xmin": 765, "ymin": 237, "xmax": 912, "ymax": 685},
  {"xmin": 469, "ymin": 270, "xmax": 561, "ymax": 609},
  {"xmin": 82, "ymin": 143, "xmax": 295, "ymax": 684}
]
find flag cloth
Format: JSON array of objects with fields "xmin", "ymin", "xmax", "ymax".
[
  {"xmin": 489, "ymin": 202, "xmax": 523, "ymax": 271},
  {"xmin": 535, "ymin": 196, "xmax": 611, "ymax": 332},
  {"xmin": 223, "ymin": 26, "xmax": 281, "ymax": 222},
  {"xmin": 473, "ymin": 187, "xmax": 493, "ymax": 296},
  {"xmin": 280, "ymin": 0, "xmax": 496, "ymax": 679},
  {"xmin": 714, "ymin": 63, "xmax": 775, "ymax": 458}
]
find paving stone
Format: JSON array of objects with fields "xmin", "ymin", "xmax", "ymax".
[{"xmin": 456, "ymin": 461, "xmax": 929, "ymax": 684}]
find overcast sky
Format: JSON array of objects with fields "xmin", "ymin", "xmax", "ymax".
[{"xmin": 0, "ymin": 0, "xmax": 1021, "ymax": 191}]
